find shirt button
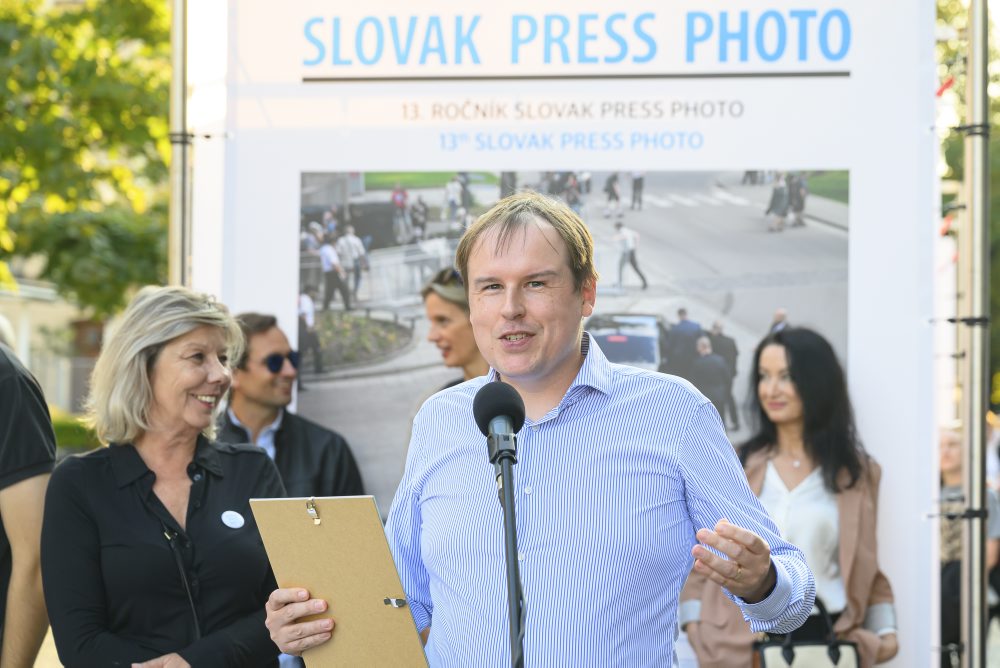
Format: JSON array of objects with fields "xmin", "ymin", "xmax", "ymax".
[
  {"xmin": 517, "ymin": 553, "xmax": 525, "ymax": 561},
  {"xmin": 531, "ymin": 425, "xmax": 539, "ymax": 432},
  {"xmin": 524, "ymin": 486, "xmax": 532, "ymax": 495},
  {"xmin": 192, "ymin": 473, "xmax": 203, "ymax": 482}
]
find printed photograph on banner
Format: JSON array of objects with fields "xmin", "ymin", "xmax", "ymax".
[{"xmin": 296, "ymin": 169, "xmax": 848, "ymax": 512}]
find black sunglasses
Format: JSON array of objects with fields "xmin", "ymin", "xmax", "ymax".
[{"xmin": 262, "ymin": 351, "xmax": 300, "ymax": 373}]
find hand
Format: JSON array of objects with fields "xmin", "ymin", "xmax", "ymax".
[
  {"xmin": 132, "ymin": 653, "xmax": 191, "ymax": 668},
  {"xmin": 264, "ymin": 587, "xmax": 335, "ymax": 656},
  {"xmin": 875, "ymin": 633, "xmax": 898, "ymax": 663},
  {"xmin": 691, "ymin": 519, "xmax": 775, "ymax": 603}
]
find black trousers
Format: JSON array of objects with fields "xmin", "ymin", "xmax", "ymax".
[{"xmin": 323, "ymin": 270, "xmax": 352, "ymax": 310}]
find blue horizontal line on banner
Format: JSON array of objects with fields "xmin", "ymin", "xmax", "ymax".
[{"xmin": 301, "ymin": 71, "xmax": 851, "ymax": 83}]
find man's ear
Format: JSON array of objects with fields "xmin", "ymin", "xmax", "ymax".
[{"xmin": 230, "ymin": 368, "xmax": 244, "ymax": 391}]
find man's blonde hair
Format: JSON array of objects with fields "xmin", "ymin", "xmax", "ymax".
[
  {"xmin": 86, "ymin": 285, "xmax": 243, "ymax": 444},
  {"xmin": 454, "ymin": 191, "xmax": 598, "ymax": 291}
]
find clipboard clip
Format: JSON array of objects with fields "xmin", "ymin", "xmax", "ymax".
[
  {"xmin": 383, "ymin": 597, "xmax": 407, "ymax": 608},
  {"xmin": 306, "ymin": 498, "xmax": 321, "ymax": 525}
]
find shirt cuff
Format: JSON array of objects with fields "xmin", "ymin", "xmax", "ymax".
[
  {"xmin": 678, "ymin": 600, "xmax": 701, "ymax": 628},
  {"xmin": 408, "ymin": 599, "xmax": 431, "ymax": 633},
  {"xmin": 734, "ymin": 559, "xmax": 793, "ymax": 629},
  {"xmin": 863, "ymin": 602, "xmax": 897, "ymax": 636}
]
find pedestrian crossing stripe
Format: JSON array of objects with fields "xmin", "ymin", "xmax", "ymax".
[
  {"xmin": 640, "ymin": 191, "xmax": 753, "ymax": 209},
  {"xmin": 642, "ymin": 194, "xmax": 674, "ymax": 208},
  {"xmin": 665, "ymin": 193, "xmax": 699, "ymax": 206}
]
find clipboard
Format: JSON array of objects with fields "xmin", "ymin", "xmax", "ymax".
[{"xmin": 250, "ymin": 496, "xmax": 428, "ymax": 667}]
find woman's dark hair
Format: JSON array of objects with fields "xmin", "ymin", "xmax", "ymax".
[{"xmin": 741, "ymin": 327, "xmax": 867, "ymax": 492}]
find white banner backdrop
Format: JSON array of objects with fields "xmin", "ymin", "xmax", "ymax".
[{"xmin": 190, "ymin": 1, "xmax": 936, "ymax": 664}]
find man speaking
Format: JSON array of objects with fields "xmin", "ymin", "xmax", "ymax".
[{"xmin": 266, "ymin": 192, "xmax": 814, "ymax": 665}]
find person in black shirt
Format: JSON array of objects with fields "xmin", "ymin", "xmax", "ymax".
[
  {"xmin": 0, "ymin": 323, "xmax": 56, "ymax": 667},
  {"xmin": 690, "ymin": 336, "xmax": 732, "ymax": 416},
  {"xmin": 41, "ymin": 286, "xmax": 284, "ymax": 667}
]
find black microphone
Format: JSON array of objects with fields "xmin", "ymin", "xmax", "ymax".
[
  {"xmin": 473, "ymin": 381, "xmax": 526, "ymax": 437},
  {"xmin": 473, "ymin": 382, "xmax": 526, "ymax": 494},
  {"xmin": 473, "ymin": 381, "xmax": 528, "ymax": 668}
]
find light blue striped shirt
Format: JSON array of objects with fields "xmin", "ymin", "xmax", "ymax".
[{"xmin": 386, "ymin": 336, "xmax": 814, "ymax": 667}]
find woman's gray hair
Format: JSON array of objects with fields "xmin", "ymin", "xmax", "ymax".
[{"xmin": 86, "ymin": 285, "xmax": 244, "ymax": 444}]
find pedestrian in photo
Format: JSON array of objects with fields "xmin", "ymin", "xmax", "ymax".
[
  {"xmin": 444, "ymin": 176, "xmax": 462, "ymax": 221},
  {"xmin": 298, "ymin": 285, "xmax": 323, "ymax": 375},
  {"xmin": 457, "ymin": 172, "xmax": 473, "ymax": 212},
  {"xmin": 603, "ymin": 171, "xmax": 622, "ymax": 218},
  {"xmin": 319, "ymin": 233, "xmax": 351, "ymax": 311},
  {"xmin": 265, "ymin": 191, "xmax": 814, "ymax": 665},
  {"xmin": 789, "ymin": 173, "xmax": 809, "ymax": 227},
  {"xmin": 613, "ymin": 220, "xmax": 648, "ymax": 289},
  {"xmin": 0, "ymin": 319, "xmax": 56, "ymax": 667},
  {"xmin": 769, "ymin": 307, "xmax": 789, "ymax": 334},
  {"xmin": 689, "ymin": 336, "xmax": 731, "ymax": 417},
  {"xmin": 681, "ymin": 327, "xmax": 898, "ymax": 668},
  {"xmin": 391, "ymin": 182, "xmax": 410, "ymax": 242},
  {"xmin": 335, "ymin": 225, "xmax": 368, "ymax": 299},
  {"xmin": 42, "ymin": 286, "xmax": 284, "ymax": 667},
  {"xmin": 764, "ymin": 173, "xmax": 790, "ymax": 232},
  {"xmin": 666, "ymin": 307, "xmax": 703, "ymax": 380},
  {"xmin": 420, "ymin": 267, "xmax": 489, "ymax": 391},
  {"xmin": 708, "ymin": 321, "xmax": 740, "ymax": 430},
  {"xmin": 563, "ymin": 173, "xmax": 583, "ymax": 215},
  {"xmin": 630, "ymin": 171, "xmax": 645, "ymax": 210},
  {"xmin": 411, "ymin": 196, "xmax": 429, "ymax": 237}
]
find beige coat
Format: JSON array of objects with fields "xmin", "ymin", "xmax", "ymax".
[{"xmin": 679, "ymin": 450, "xmax": 894, "ymax": 668}]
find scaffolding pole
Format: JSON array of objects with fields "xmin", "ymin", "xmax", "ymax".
[
  {"xmin": 959, "ymin": 0, "xmax": 991, "ymax": 665},
  {"xmin": 168, "ymin": 0, "xmax": 190, "ymax": 286}
]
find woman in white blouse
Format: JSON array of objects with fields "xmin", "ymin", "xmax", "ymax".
[{"xmin": 680, "ymin": 327, "xmax": 898, "ymax": 667}]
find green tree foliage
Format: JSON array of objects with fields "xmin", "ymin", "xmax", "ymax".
[
  {"xmin": 0, "ymin": 0, "xmax": 169, "ymax": 317},
  {"xmin": 936, "ymin": 0, "xmax": 1000, "ymax": 397}
]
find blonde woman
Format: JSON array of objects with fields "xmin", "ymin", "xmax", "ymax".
[
  {"xmin": 421, "ymin": 267, "xmax": 489, "ymax": 389},
  {"xmin": 41, "ymin": 286, "xmax": 284, "ymax": 667}
]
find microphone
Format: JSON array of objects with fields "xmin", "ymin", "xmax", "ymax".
[
  {"xmin": 473, "ymin": 381, "xmax": 526, "ymax": 437},
  {"xmin": 472, "ymin": 381, "xmax": 527, "ymax": 667},
  {"xmin": 473, "ymin": 382, "xmax": 526, "ymax": 493}
]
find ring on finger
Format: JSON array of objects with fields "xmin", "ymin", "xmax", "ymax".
[{"xmin": 734, "ymin": 563, "xmax": 743, "ymax": 582}]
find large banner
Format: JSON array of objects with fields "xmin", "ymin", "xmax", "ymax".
[{"xmin": 190, "ymin": 1, "xmax": 936, "ymax": 663}]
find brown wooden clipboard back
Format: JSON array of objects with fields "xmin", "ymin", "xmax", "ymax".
[{"xmin": 250, "ymin": 496, "xmax": 428, "ymax": 667}]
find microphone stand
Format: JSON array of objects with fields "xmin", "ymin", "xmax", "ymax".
[{"xmin": 488, "ymin": 424, "xmax": 526, "ymax": 668}]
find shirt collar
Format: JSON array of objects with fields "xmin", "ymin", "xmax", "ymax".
[
  {"xmin": 109, "ymin": 434, "xmax": 223, "ymax": 489},
  {"xmin": 485, "ymin": 332, "xmax": 614, "ymax": 398},
  {"xmin": 227, "ymin": 407, "xmax": 284, "ymax": 440},
  {"xmin": 193, "ymin": 434, "xmax": 224, "ymax": 476}
]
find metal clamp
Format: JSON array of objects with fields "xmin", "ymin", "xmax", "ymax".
[{"xmin": 306, "ymin": 497, "xmax": 321, "ymax": 525}]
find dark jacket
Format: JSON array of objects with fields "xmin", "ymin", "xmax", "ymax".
[
  {"xmin": 689, "ymin": 353, "xmax": 731, "ymax": 411},
  {"xmin": 708, "ymin": 332, "xmax": 738, "ymax": 376},
  {"xmin": 218, "ymin": 411, "xmax": 364, "ymax": 498}
]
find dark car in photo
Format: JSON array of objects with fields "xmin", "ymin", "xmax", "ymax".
[{"xmin": 585, "ymin": 313, "xmax": 670, "ymax": 373}]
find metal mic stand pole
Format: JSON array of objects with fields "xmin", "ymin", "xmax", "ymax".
[{"xmin": 489, "ymin": 432, "xmax": 525, "ymax": 668}]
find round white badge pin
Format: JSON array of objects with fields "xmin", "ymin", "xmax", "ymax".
[{"xmin": 221, "ymin": 510, "xmax": 245, "ymax": 529}]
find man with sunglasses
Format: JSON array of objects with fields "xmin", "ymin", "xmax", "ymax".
[{"xmin": 218, "ymin": 313, "xmax": 364, "ymax": 498}]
